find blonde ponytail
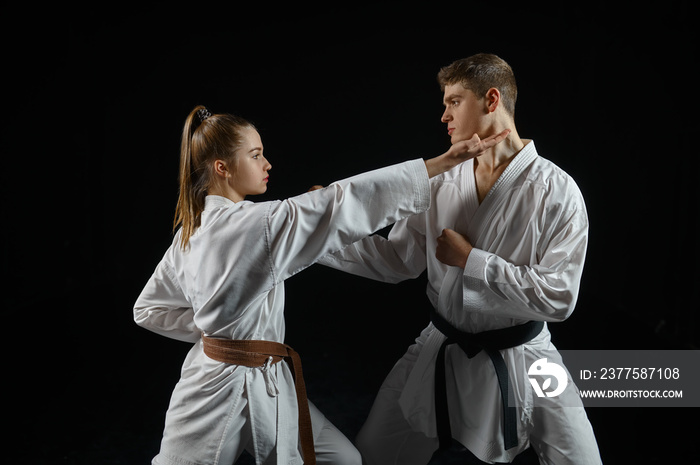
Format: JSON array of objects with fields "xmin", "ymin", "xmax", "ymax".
[{"xmin": 174, "ymin": 105, "xmax": 255, "ymax": 250}]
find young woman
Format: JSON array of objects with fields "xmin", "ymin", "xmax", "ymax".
[{"xmin": 134, "ymin": 105, "xmax": 508, "ymax": 465}]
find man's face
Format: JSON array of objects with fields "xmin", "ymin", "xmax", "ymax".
[{"xmin": 441, "ymin": 83, "xmax": 486, "ymax": 144}]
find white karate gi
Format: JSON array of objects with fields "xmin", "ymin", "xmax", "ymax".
[
  {"xmin": 134, "ymin": 160, "xmax": 431, "ymax": 465},
  {"xmin": 319, "ymin": 141, "xmax": 602, "ymax": 464}
]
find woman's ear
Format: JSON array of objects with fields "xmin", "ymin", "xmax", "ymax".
[{"xmin": 213, "ymin": 159, "xmax": 231, "ymax": 178}]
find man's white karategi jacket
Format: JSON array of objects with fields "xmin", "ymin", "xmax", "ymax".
[
  {"xmin": 320, "ymin": 141, "xmax": 599, "ymax": 463},
  {"xmin": 134, "ymin": 160, "xmax": 431, "ymax": 465}
]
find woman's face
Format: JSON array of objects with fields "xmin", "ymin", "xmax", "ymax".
[{"xmin": 228, "ymin": 127, "xmax": 272, "ymax": 201}]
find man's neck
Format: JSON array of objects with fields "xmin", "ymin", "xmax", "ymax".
[{"xmin": 476, "ymin": 128, "xmax": 524, "ymax": 174}]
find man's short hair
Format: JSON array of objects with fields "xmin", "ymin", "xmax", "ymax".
[{"xmin": 437, "ymin": 53, "xmax": 517, "ymax": 117}]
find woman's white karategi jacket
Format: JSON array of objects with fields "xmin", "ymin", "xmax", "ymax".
[
  {"xmin": 320, "ymin": 142, "xmax": 600, "ymax": 463},
  {"xmin": 134, "ymin": 160, "xmax": 431, "ymax": 465}
]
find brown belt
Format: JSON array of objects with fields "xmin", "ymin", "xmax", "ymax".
[{"xmin": 201, "ymin": 336, "xmax": 315, "ymax": 464}]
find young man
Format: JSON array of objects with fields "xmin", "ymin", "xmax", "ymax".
[{"xmin": 319, "ymin": 54, "xmax": 602, "ymax": 464}]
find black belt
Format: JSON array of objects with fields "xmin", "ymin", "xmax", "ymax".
[{"xmin": 429, "ymin": 307, "xmax": 544, "ymax": 451}]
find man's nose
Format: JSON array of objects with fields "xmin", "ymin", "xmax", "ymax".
[{"xmin": 441, "ymin": 108, "xmax": 451, "ymax": 123}]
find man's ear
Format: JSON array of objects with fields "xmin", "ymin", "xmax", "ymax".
[
  {"xmin": 485, "ymin": 88, "xmax": 501, "ymax": 113},
  {"xmin": 213, "ymin": 159, "xmax": 231, "ymax": 178}
]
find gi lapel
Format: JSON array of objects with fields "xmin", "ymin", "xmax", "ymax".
[{"xmin": 465, "ymin": 142, "xmax": 538, "ymax": 247}]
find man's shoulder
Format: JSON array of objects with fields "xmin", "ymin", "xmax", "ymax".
[
  {"xmin": 525, "ymin": 155, "xmax": 587, "ymax": 214},
  {"xmin": 527, "ymin": 153, "xmax": 579, "ymax": 189}
]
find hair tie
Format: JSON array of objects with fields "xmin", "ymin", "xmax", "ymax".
[{"xmin": 197, "ymin": 107, "xmax": 212, "ymax": 123}]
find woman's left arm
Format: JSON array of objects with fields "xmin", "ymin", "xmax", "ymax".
[{"xmin": 133, "ymin": 259, "xmax": 200, "ymax": 343}]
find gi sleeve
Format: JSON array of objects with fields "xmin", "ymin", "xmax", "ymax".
[
  {"xmin": 265, "ymin": 159, "xmax": 430, "ymax": 284},
  {"xmin": 463, "ymin": 204, "xmax": 589, "ymax": 322},
  {"xmin": 317, "ymin": 209, "xmax": 427, "ymax": 284},
  {"xmin": 133, "ymin": 257, "xmax": 200, "ymax": 343}
]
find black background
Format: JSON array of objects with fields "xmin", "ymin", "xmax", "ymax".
[{"xmin": 3, "ymin": 2, "xmax": 698, "ymax": 464}]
